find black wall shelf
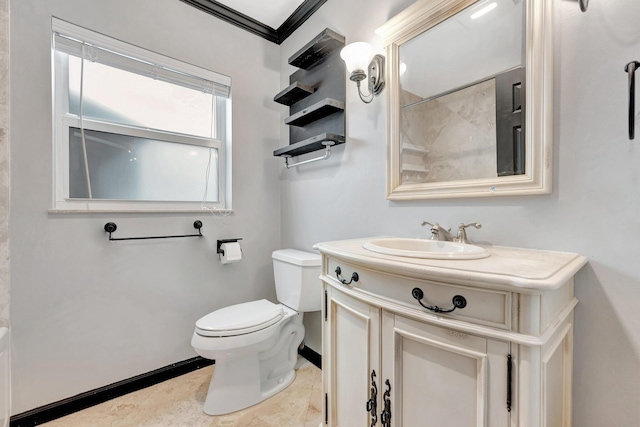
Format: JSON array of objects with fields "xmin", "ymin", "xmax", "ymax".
[
  {"xmin": 284, "ymin": 98, "xmax": 344, "ymax": 127},
  {"xmin": 288, "ymin": 28, "xmax": 345, "ymax": 69},
  {"xmin": 273, "ymin": 133, "xmax": 345, "ymax": 157},
  {"xmin": 274, "ymin": 82, "xmax": 315, "ymax": 106},
  {"xmin": 274, "ymin": 28, "xmax": 346, "ymax": 164}
]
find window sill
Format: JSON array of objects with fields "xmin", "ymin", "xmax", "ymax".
[{"xmin": 48, "ymin": 208, "xmax": 234, "ymax": 214}]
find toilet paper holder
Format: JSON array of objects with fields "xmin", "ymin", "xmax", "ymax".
[{"xmin": 217, "ymin": 238, "xmax": 243, "ymax": 255}]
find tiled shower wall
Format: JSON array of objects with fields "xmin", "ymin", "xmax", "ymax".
[
  {"xmin": 0, "ymin": 0, "xmax": 9, "ymax": 326},
  {"xmin": 400, "ymin": 80, "xmax": 498, "ymax": 184}
]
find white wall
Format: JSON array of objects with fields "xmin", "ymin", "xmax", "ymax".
[
  {"xmin": 10, "ymin": 0, "xmax": 282, "ymax": 414},
  {"xmin": 8, "ymin": 0, "xmax": 640, "ymax": 423},
  {"xmin": 279, "ymin": 0, "xmax": 640, "ymax": 426},
  {"xmin": 0, "ymin": 0, "xmax": 8, "ymax": 329}
]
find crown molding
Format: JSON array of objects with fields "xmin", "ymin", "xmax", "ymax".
[{"xmin": 180, "ymin": 0, "xmax": 328, "ymax": 45}]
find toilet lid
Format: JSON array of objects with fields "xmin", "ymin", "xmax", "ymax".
[{"xmin": 195, "ymin": 299, "xmax": 284, "ymax": 337}]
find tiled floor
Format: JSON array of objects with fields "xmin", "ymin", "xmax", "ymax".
[{"xmin": 41, "ymin": 359, "xmax": 322, "ymax": 427}]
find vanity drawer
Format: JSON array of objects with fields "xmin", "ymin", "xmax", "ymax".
[{"xmin": 327, "ymin": 258, "xmax": 513, "ymax": 330}]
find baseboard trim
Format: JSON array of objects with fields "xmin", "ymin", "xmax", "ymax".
[
  {"xmin": 10, "ymin": 356, "xmax": 214, "ymax": 427},
  {"xmin": 298, "ymin": 345, "xmax": 321, "ymax": 370}
]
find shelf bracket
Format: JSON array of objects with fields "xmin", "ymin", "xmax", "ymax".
[{"xmin": 284, "ymin": 142, "xmax": 334, "ymax": 168}]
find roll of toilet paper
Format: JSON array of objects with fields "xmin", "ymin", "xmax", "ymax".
[{"xmin": 220, "ymin": 242, "xmax": 242, "ymax": 264}]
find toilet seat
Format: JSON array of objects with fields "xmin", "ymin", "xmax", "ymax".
[{"xmin": 195, "ymin": 299, "xmax": 284, "ymax": 337}]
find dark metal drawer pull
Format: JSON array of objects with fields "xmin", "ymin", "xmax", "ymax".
[
  {"xmin": 380, "ymin": 379, "xmax": 391, "ymax": 427},
  {"xmin": 335, "ymin": 266, "xmax": 359, "ymax": 285},
  {"xmin": 507, "ymin": 354, "xmax": 513, "ymax": 412},
  {"xmin": 411, "ymin": 287, "xmax": 467, "ymax": 313},
  {"xmin": 366, "ymin": 370, "xmax": 378, "ymax": 426}
]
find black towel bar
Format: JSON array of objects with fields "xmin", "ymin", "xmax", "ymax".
[{"xmin": 104, "ymin": 221, "xmax": 203, "ymax": 241}]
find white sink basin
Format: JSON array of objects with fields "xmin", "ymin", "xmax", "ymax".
[{"xmin": 363, "ymin": 238, "xmax": 490, "ymax": 260}]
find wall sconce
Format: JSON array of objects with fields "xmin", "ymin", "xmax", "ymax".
[
  {"xmin": 579, "ymin": 0, "xmax": 589, "ymax": 12},
  {"xmin": 340, "ymin": 42, "xmax": 385, "ymax": 104}
]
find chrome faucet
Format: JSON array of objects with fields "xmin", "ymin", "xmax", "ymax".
[
  {"xmin": 421, "ymin": 221, "xmax": 482, "ymax": 244},
  {"xmin": 421, "ymin": 221, "xmax": 454, "ymax": 241}
]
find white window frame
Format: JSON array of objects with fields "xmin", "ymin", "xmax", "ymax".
[{"xmin": 51, "ymin": 18, "xmax": 232, "ymax": 212}]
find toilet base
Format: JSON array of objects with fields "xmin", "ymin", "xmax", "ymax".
[
  {"xmin": 202, "ymin": 354, "xmax": 297, "ymax": 415},
  {"xmin": 199, "ymin": 313, "xmax": 305, "ymax": 415}
]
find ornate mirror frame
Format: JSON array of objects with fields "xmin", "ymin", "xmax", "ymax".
[{"xmin": 376, "ymin": 0, "xmax": 552, "ymax": 200}]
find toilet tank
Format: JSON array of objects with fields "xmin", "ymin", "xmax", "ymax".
[{"xmin": 272, "ymin": 249, "xmax": 322, "ymax": 312}]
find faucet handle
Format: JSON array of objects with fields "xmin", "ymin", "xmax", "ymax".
[
  {"xmin": 460, "ymin": 222, "xmax": 482, "ymax": 230},
  {"xmin": 456, "ymin": 223, "xmax": 482, "ymax": 244},
  {"xmin": 420, "ymin": 221, "xmax": 436, "ymax": 228}
]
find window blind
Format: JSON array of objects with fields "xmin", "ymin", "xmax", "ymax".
[{"xmin": 53, "ymin": 33, "xmax": 230, "ymax": 98}]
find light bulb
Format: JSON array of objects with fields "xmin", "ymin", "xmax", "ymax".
[
  {"xmin": 399, "ymin": 62, "xmax": 407, "ymax": 76},
  {"xmin": 340, "ymin": 42, "xmax": 373, "ymax": 73}
]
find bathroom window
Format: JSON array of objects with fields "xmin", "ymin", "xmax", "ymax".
[{"xmin": 52, "ymin": 19, "xmax": 232, "ymax": 211}]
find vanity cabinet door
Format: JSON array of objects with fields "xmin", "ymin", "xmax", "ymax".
[
  {"xmin": 381, "ymin": 313, "xmax": 511, "ymax": 427},
  {"xmin": 324, "ymin": 286, "xmax": 381, "ymax": 427}
]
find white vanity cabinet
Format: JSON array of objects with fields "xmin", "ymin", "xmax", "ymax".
[
  {"xmin": 315, "ymin": 238, "xmax": 587, "ymax": 427},
  {"xmin": 325, "ymin": 288, "xmax": 510, "ymax": 427}
]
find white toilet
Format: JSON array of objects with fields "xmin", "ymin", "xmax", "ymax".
[{"xmin": 191, "ymin": 249, "xmax": 322, "ymax": 415}]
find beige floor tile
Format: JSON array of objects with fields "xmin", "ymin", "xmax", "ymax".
[
  {"xmin": 304, "ymin": 383, "xmax": 323, "ymax": 426},
  {"xmin": 117, "ymin": 367, "xmax": 213, "ymax": 427},
  {"xmin": 207, "ymin": 364, "xmax": 314, "ymax": 427},
  {"xmin": 311, "ymin": 363, "xmax": 322, "ymax": 390},
  {"xmin": 290, "ymin": 361, "xmax": 318, "ymax": 389},
  {"xmin": 42, "ymin": 359, "xmax": 322, "ymax": 427},
  {"xmin": 41, "ymin": 385, "xmax": 158, "ymax": 427}
]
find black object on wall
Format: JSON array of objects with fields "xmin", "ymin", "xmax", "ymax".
[
  {"xmin": 496, "ymin": 67, "xmax": 526, "ymax": 176},
  {"xmin": 216, "ymin": 238, "xmax": 242, "ymax": 255},
  {"xmin": 625, "ymin": 60, "xmax": 639, "ymax": 140},
  {"xmin": 104, "ymin": 221, "xmax": 203, "ymax": 241},
  {"xmin": 273, "ymin": 28, "xmax": 346, "ymax": 162}
]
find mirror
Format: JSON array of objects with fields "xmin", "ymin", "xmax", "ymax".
[{"xmin": 376, "ymin": 0, "xmax": 552, "ymax": 199}]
